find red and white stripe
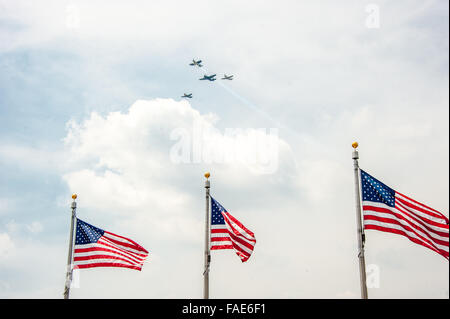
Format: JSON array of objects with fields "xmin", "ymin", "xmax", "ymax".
[
  {"xmin": 211, "ymin": 211, "xmax": 256, "ymax": 262},
  {"xmin": 73, "ymin": 231, "xmax": 149, "ymax": 271},
  {"xmin": 363, "ymin": 191, "xmax": 449, "ymax": 260}
]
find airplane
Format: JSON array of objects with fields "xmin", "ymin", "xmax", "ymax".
[
  {"xmin": 221, "ymin": 74, "xmax": 234, "ymax": 80},
  {"xmin": 189, "ymin": 59, "xmax": 203, "ymax": 67},
  {"xmin": 182, "ymin": 93, "xmax": 193, "ymax": 98},
  {"xmin": 199, "ymin": 74, "xmax": 216, "ymax": 81}
]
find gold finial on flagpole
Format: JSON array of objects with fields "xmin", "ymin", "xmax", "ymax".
[
  {"xmin": 204, "ymin": 172, "xmax": 210, "ymax": 179},
  {"xmin": 352, "ymin": 142, "xmax": 359, "ymax": 149},
  {"xmin": 71, "ymin": 194, "xmax": 77, "ymax": 200}
]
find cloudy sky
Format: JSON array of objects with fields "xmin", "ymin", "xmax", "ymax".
[{"xmin": 0, "ymin": 0, "xmax": 448, "ymax": 298}]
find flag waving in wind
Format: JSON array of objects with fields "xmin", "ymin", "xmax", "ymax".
[
  {"xmin": 73, "ymin": 218, "xmax": 149, "ymax": 270},
  {"xmin": 210, "ymin": 197, "xmax": 256, "ymax": 262},
  {"xmin": 361, "ymin": 170, "xmax": 449, "ymax": 260}
]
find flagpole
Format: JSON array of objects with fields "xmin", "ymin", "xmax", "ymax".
[
  {"xmin": 203, "ymin": 172, "xmax": 211, "ymax": 299},
  {"xmin": 64, "ymin": 194, "xmax": 77, "ymax": 299},
  {"xmin": 352, "ymin": 142, "xmax": 368, "ymax": 299}
]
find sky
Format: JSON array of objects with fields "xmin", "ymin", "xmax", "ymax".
[{"xmin": 0, "ymin": 0, "xmax": 448, "ymax": 298}]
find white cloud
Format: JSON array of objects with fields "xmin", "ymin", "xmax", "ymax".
[
  {"xmin": 26, "ymin": 221, "xmax": 43, "ymax": 234},
  {"xmin": 62, "ymin": 98, "xmax": 296, "ymax": 238},
  {"xmin": 1, "ymin": 220, "xmax": 43, "ymax": 237},
  {"xmin": 0, "ymin": 143, "xmax": 67, "ymax": 172},
  {"xmin": 0, "ymin": 235, "xmax": 66, "ymax": 298},
  {"xmin": 5, "ymin": 220, "xmax": 19, "ymax": 234}
]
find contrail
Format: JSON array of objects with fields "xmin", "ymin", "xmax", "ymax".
[{"xmin": 192, "ymin": 62, "xmax": 304, "ymax": 140}]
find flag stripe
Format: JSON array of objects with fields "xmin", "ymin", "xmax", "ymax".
[
  {"xmin": 211, "ymin": 244, "xmax": 234, "ymax": 250},
  {"xmin": 74, "ymin": 245, "xmax": 147, "ymax": 264},
  {"xmin": 98, "ymin": 238, "xmax": 149, "ymax": 257},
  {"xmin": 395, "ymin": 196, "xmax": 449, "ymax": 229},
  {"xmin": 222, "ymin": 212, "xmax": 257, "ymax": 243},
  {"xmin": 75, "ymin": 262, "xmax": 143, "ymax": 271},
  {"xmin": 211, "ymin": 237, "xmax": 233, "ymax": 242},
  {"xmin": 74, "ymin": 254, "xmax": 144, "ymax": 267},
  {"xmin": 364, "ymin": 214, "xmax": 448, "ymax": 252},
  {"xmin": 74, "ymin": 243, "xmax": 148, "ymax": 269},
  {"xmin": 397, "ymin": 192, "xmax": 449, "ymax": 223},
  {"xmin": 394, "ymin": 202, "xmax": 449, "ymax": 238},
  {"xmin": 104, "ymin": 231, "xmax": 149, "ymax": 252},
  {"xmin": 364, "ymin": 222, "xmax": 449, "ymax": 259},
  {"xmin": 101, "ymin": 234, "xmax": 148, "ymax": 255},
  {"xmin": 99, "ymin": 237, "xmax": 148, "ymax": 257},
  {"xmin": 395, "ymin": 202, "xmax": 449, "ymax": 235},
  {"xmin": 363, "ymin": 203, "xmax": 449, "ymax": 242},
  {"xmin": 230, "ymin": 242, "xmax": 251, "ymax": 259},
  {"xmin": 74, "ymin": 257, "xmax": 144, "ymax": 268},
  {"xmin": 211, "ymin": 221, "xmax": 255, "ymax": 257},
  {"xmin": 224, "ymin": 226, "xmax": 256, "ymax": 252},
  {"xmin": 95, "ymin": 239, "xmax": 148, "ymax": 263},
  {"xmin": 211, "ymin": 228, "xmax": 229, "ymax": 233},
  {"xmin": 74, "ymin": 248, "xmax": 145, "ymax": 266}
]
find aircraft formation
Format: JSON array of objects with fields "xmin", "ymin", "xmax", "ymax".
[{"xmin": 181, "ymin": 59, "xmax": 233, "ymax": 99}]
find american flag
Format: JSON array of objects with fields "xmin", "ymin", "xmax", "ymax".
[
  {"xmin": 361, "ymin": 170, "xmax": 449, "ymax": 260},
  {"xmin": 210, "ymin": 197, "xmax": 256, "ymax": 262},
  {"xmin": 73, "ymin": 218, "xmax": 149, "ymax": 270}
]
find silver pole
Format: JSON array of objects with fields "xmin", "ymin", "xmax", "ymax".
[
  {"xmin": 203, "ymin": 172, "xmax": 211, "ymax": 299},
  {"xmin": 64, "ymin": 194, "xmax": 77, "ymax": 299},
  {"xmin": 352, "ymin": 142, "xmax": 368, "ymax": 299}
]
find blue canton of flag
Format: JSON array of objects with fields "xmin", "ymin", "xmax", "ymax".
[
  {"xmin": 361, "ymin": 170, "xmax": 395, "ymax": 207},
  {"xmin": 211, "ymin": 198, "xmax": 227, "ymax": 225},
  {"xmin": 75, "ymin": 219, "xmax": 104, "ymax": 245}
]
